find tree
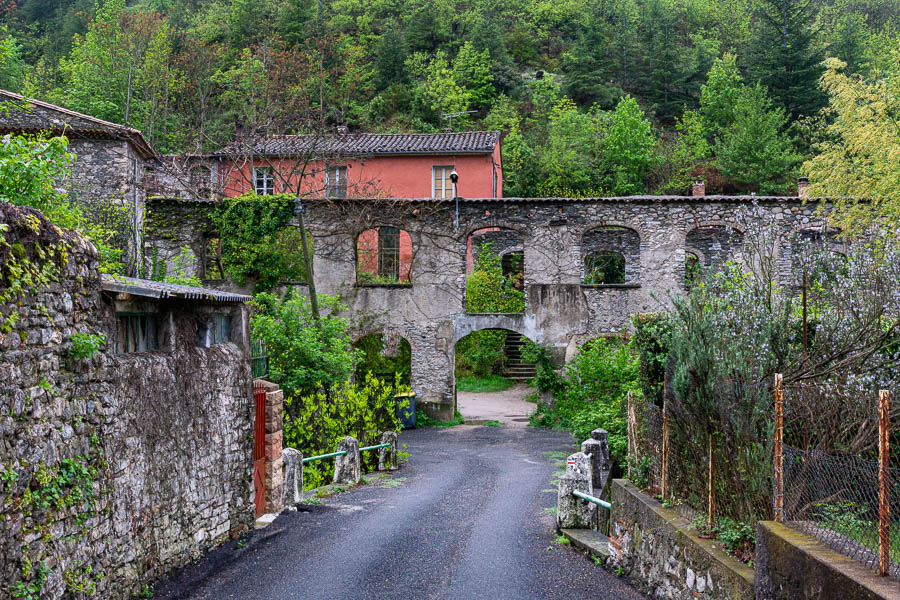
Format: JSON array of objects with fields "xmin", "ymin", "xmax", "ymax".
[
  {"xmin": 804, "ymin": 56, "xmax": 900, "ymax": 234},
  {"xmin": 747, "ymin": 0, "xmax": 826, "ymax": 119},
  {"xmin": 562, "ymin": 26, "xmax": 622, "ymax": 110},
  {"xmin": 452, "ymin": 42, "xmax": 495, "ymax": 110},
  {"xmin": 699, "ymin": 53, "xmax": 744, "ymax": 135},
  {"xmin": 373, "ymin": 28, "xmax": 408, "ymax": 91},
  {"xmin": 715, "ymin": 84, "xmax": 798, "ymax": 193},
  {"xmin": 598, "ymin": 96, "xmax": 658, "ymax": 195}
]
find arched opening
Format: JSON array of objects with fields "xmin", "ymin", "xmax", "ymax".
[
  {"xmin": 454, "ymin": 327, "xmax": 537, "ymax": 425},
  {"xmin": 685, "ymin": 225, "xmax": 743, "ymax": 275},
  {"xmin": 793, "ymin": 229, "xmax": 849, "ymax": 286},
  {"xmin": 353, "ymin": 332, "xmax": 412, "ymax": 387},
  {"xmin": 684, "ymin": 250, "xmax": 701, "ymax": 286},
  {"xmin": 357, "ymin": 226, "xmax": 413, "ymax": 285},
  {"xmin": 581, "ymin": 226, "xmax": 640, "ymax": 284},
  {"xmin": 465, "ymin": 228, "xmax": 525, "ymax": 313}
]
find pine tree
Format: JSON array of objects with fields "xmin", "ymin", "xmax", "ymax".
[{"xmin": 747, "ymin": 0, "xmax": 826, "ymax": 119}]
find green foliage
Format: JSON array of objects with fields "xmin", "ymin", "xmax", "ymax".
[
  {"xmin": 455, "ymin": 330, "xmax": 506, "ymax": 378},
  {"xmin": 530, "ymin": 338, "xmax": 639, "ymax": 463},
  {"xmin": 627, "ymin": 454, "xmax": 652, "ymax": 489},
  {"xmin": 521, "ymin": 340, "xmax": 564, "ymax": 395},
  {"xmin": 700, "ymin": 54, "xmax": 744, "ymax": 136},
  {"xmin": 68, "ymin": 332, "xmax": 107, "ymax": 360},
  {"xmin": 465, "ymin": 243, "xmax": 525, "ymax": 314},
  {"xmin": 159, "ymin": 246, "xmax": 202, "ymax": 287},
  {"xmin": 353, "ymin": 333, "xmax": 411, "ymax": 385},
  {"xmin": 418, "ymin": 409, "xmax": 465, "ymax": 428},
  {"xmin": 282, "ymin": 374, "xmax": 408, "ymax": 489},
  {"xmin": 250, "ymin": 291, "xmax": 356, "ymax": 404},
  {"xmin": 455, "ymin": 375, "xmax": 514, "ymax": 393},
  {"xmin": 714, "ymin": 517, "xmax": 756, "ymax": 558},
  {"xmin": 213, "ymin": 194, "xmax": 304, "ymax": 291},
  {"xmin": 629, "ymin": 313, "xmax": 672, "ymax": 405}
]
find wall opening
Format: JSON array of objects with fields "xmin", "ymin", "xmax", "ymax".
[
  {"xmin": 581, "ymin": 226, "xmax": 641, "ymax": 285},
  {"xmin": 454, "ymin": 328, "xmax": 535, "ymax": 391},
  {"xmin": 465, "ymin": 228, "xmax": 525, "ymax": 314},
  {"xmin": 353, "ymin": 332, "xmax": 412, "ymax": 386},
  {"xmin": 357, "ymin": 226, "xmax": 413, "ymax": 285},
  {"xmin": 684, "ymin": 225, "xmax": 743, "ymax": 275}
]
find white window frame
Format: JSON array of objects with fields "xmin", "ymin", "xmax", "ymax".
[
  {"xmin": 253, "ymin": 166, "xmax": 275, "ymax": 195},
  {"xmin": 432, "ymin": 165, "xmax": 454, "ymax": 199},
  {"xmin": 325, "ymin": 165, "xmax": 348, "ymax": 198}
]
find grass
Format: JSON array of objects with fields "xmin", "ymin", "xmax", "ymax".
[
  {"xmin": 456, "ymin": 374, "xmax": 515, "ymax": 393},
  {"xmin": 418, "ymin": 410, "xmax": 465, "ymax": 427},
  {"xmin": 483, "ymin": 420, "xmax": 501, "ymax": 427}
]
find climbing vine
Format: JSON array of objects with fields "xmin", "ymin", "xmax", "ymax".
[{"xmin": 212, "ymin": 193, "xmax": 308, "ymax": 291}]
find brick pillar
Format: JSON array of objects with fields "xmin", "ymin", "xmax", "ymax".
[{"xmin": 256, "ymin": 379, "xmax": 284, "ymax": 514}]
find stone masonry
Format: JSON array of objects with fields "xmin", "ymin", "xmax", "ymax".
[{"xmin": 0, "ymin": 202, "xmax": 254, "ymax": 599}]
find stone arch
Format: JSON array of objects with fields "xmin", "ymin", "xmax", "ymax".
[
  {"xmin": 356, "ymin": 225, "xmax": 414, "ymax": 284},
  {"xmin": 684, "ymin": 223, "xmax": 744, "ymax": 273},
  {"xmin": 352, "ymin": 329, "xmax": 414, "ymax": 386},
  {"xmin": 580, "ymin": 225, "xmax": 641, "ymax": 284}
]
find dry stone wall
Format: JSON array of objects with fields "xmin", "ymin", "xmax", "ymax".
[{"xmin": 0, "ymin": 202, "xmax": 253, "ymax": 599}]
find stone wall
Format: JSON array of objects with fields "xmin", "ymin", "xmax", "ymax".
[
  {"xmin": 755, "ymin": 521, "xmax": 897, "ymax": 600},
  {"xmin": 143, "ymin": 195, "xmax": 830, "ymax": 419},
  {"xmin": 608, "ymin": 479, "xmax": 755, "ymax": 600},
  {"xmin": 0, "ymin": 203, "xmax": 253, "ymax": 598}
]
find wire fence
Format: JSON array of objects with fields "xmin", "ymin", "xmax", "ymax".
[
  {"xmin": 779, "ymin": 382, "xmax": 897, "ymax": 578},
  {"xmin": 250, "ymin": 338, "xmax": 269, "ymax": 379}
]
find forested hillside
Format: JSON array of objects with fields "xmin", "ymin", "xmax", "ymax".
[{"xmin": 0, "ymin": 0, "xmax": 897, "ymax": 196}]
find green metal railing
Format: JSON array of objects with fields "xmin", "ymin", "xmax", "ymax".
[
  {"xmin": 573, "ymin": 490, "xmax": 612, "ymax": 510},
  {"xmin": 300, "ymin": 443, "xmax": 391, "ymax": 465}
]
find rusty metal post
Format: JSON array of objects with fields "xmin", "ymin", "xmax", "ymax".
[
  {"xmin": 774, "ymin": 373, "xmax": 784, "ymax": 523},
  {"xmin": 879, "ymin": 390, "xmax": 890, "ymax": 576},
  {"xmin": 708, "ymin": 434, "xmax": 716, "ymax": 533},
  {"xmin": 627, "ymin": 390, "xmax": 634, "ymax": 480},
  {"xmin": 661, "ymin": 396, "xmax": 669, "ymax": 500}
]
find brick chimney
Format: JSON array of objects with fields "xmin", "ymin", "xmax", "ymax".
[
  {"xmin": 798, "ymin": 176, "xmax": 810, "ymax": 198},
  {"xmin": 692, "ymin": 180, "xmax": 706, "ymax": 197}
]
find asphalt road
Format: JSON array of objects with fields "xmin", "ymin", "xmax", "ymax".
[{"xmin": 155, "ymin": 425, "xmax": 647, "ymax": 600}]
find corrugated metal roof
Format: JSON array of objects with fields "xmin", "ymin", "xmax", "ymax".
[
  {"xmin": 101, "ymin": 275, "xmax": 250, "ymax": 303},
  {"xmin": 212, "ymin": 131, "xmax": 501, "ymax": 157}
]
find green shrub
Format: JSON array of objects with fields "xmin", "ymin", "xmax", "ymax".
[
  {"xmin": 354, "ymin": 333, "xmax": 411, "ymax": 385},
  {"xmin": 283, "ymin": 374, "xmax": 409, "ymax": 489},
  {"xmin": 455, "ymin": 329, "xmax": 506, "ymax": 377},
  {"xmin": 629, "ymin": 312, "xmax": 672, "ymax": 406},
  {"xmin": 465, "ymin": 242, "xmax": 525, "ymax": 314},
  {"xmin": 68, "ymin": 332, "xmax": 106, "ymax": 360},
  {"xmin": 521, "ymin": 339, "xmax": 564, "ymax": 394}
]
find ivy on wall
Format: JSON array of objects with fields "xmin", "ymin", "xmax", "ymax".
[{"xmin": 212, "ymin": 194, "xmax": 308, "ymax": 291}]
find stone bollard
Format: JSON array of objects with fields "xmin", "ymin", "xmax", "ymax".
[
  {"xmin": 378, "ymin": 431, "xmax": 399, "ymax": 471},
  {"xmin": 558, "ymin": 452, "xmax": 596, "ymax": 529},
  {"xmin": 333, "ymin": 436, "xmax": 361, "ymax": 485},
  {"xmin": 582, "ymin": 428, "xmax": 612, "ymax": 496},
  {"xmin": 282, "ymin": 448, "xmax": 303, "ymax": 509}
]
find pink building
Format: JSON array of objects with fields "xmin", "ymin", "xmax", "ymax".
[{"xmin": 211, "ymin": 131, "xmax": 503, "ymax": 283}]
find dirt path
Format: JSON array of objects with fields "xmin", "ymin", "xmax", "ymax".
[{"xmin": 457, "ymin": 383, "xmax": 537, "ymax": 427}]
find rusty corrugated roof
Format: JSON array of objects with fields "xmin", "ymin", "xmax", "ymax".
[{"xmin": 101, "ymin": 275, "xmax": 250, "ymax": 303}]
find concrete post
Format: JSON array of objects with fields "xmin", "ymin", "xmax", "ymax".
[
  {"xmin": 582, "ymin": 428, "xmax": 612, "ymax": 496},
  {"xmin": 378, "ymin": 431, "xmax": 399, "ymax": 471},
  {"xmin": 282, "ymin": 448, "xmax": 303, "ymax": 509},
  {"xmin": 333, "ymin": 436, "xmax": 361, "ymax": 485},
  {"xmin": 558, "ymin": 452, "xmax": 596, "ymax": 529}
]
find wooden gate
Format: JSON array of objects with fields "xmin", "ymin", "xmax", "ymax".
[{"xmin": 253, "ymin": 383, "xmax": 266, "ymax": 518}]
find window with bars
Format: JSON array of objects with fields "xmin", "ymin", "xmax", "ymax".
[
  {"xmin": 253, "ymin": 166, "xmax": 275, "ymax": 195},
  {"xmin": 432, "ymin": 165, "xmax": 454, "ymax": 198},
  {"xmin": 116, "ymin": 313, "xmax": 159, "ymax": 353},
  {"xmin": 377, "ymin": 226, "xmax": 400, "ymax": 280},
  {"xmin": 325, "ymin": 165, "xmax": 347, "ymax": 198}
]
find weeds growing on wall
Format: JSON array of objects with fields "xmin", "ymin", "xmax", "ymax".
[{"xmin": 283, "ymin": 374, "xmax": 409, "ymax": 488}]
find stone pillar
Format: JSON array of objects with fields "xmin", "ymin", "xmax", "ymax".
[
  {"xmin": 257, "ymin": 380, "xmax": 284, "ymax": 514},
  {"xmin": 582, "ymin": 428, "xmax": 612, "ymax": 496},
  {"xmin": 378, "ymin": 431, "xmax": 399, "ymax": 471},
  {"xmin": 558, "ymin": 452, "xmax": 596, "ymax": 529},
  {"xmin": 282, "ymin": 448, "xmax": 303, "ymax": 509},
  {"xmin": 333, "ymin": 436, "xmax": 361, "ymax": 485}
]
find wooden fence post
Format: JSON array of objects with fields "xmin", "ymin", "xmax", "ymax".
[
  {"xmin": 774, "ymin": 373, "xmax": 784, "ymax": 523},
  {"xmin": 708, "ymin": 434, "xmax": 716, "ymax": 533},
  {"xmin": 661, "ymin": 396, "xmax": 669, "ymax": 500},
  {"xmin": 879, "ymin": 389, "xmax": 890, "ymax": 576},
  {"xmin": 626, "ymin": 391, "xmax": 635, "ymax": 479}
]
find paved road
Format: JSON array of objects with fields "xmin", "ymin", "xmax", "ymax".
[
  {"xmin": 457, "ymin": 383, "xmax": 537, "ymax": 427},
  {"xmin": 155, "ymin": 425, "xmax": 646, "ymax": 600}
]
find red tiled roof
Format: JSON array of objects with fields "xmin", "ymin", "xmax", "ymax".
[
  {"xmin": 212, "ymin": 131, "xmax": 501, "ymax": 157},
  {"xmin": 0, "ymin": 89, "xmax": 156, "ymax": 158}
]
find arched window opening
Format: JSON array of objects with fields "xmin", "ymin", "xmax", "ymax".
[
  {"xmin": 354, "ymin": 332, "xmax": 412, "ymax": 386},
  {"xmin": 584, "ymin": 250, "xmax": 626, "ymax": 285},
  {"xmin": 685, "ymin": 225, "xmax": 743, "ymax": 274},
  {"xmin": 581, "ymin": 226, "xmax": 640, "ymax": 284},
  {"xmin": 357, "ymin": 227, "xmax": 413, "ymax": 285}
]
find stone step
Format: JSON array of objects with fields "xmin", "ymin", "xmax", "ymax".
[{"xmin": 560, "ymin": 528, "xmax": 611, "ymax": 561}]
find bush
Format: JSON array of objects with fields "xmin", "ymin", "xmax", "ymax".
[
  {"xmin": 250, "ymin": 291, "xmax": 356, "ymax": 408},
  {"xmin": 283, "ymin": 374, "xmax": 409, "ymax": 489},
  {"xmin": 521, "ymin": 339, "xmax": 564, "ymax": 394},
  {"xmin": 455, "ymin": 329, "xmax": 506, "ymax": 377},
  {"xmin": 530, "ymin": 338, "xmax": 639, "ymax": 464},
  {"xmin": 629, "ymin": 312, "xmax": 672, "ymax": 406}
]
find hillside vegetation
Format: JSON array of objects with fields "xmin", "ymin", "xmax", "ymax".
[{"xmin": 0, "ymin": 0, "xmax": 898, "ymax": 197}]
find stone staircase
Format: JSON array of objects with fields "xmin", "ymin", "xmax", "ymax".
[{"xmin": 502, "ymin": 332, "xmax": 537, "ymax": 383}]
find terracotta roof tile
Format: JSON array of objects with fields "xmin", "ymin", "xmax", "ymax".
[{"xmin": 212, "ymin": 131, "xmax": 500, "ymax": 157}]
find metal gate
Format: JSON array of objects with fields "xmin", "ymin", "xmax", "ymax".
[{"xmin": 253, "ymin": 383, "xmax": 266, "ymax": 517}]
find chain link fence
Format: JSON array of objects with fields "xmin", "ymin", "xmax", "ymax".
[{"xmin": 779, "ymin": 383, "xmax": 898, "ymax": 578}]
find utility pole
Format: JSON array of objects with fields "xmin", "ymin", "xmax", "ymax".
[{"xmin": 294, "ymin": 199, "xmax": 321, "ymax": 328}]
